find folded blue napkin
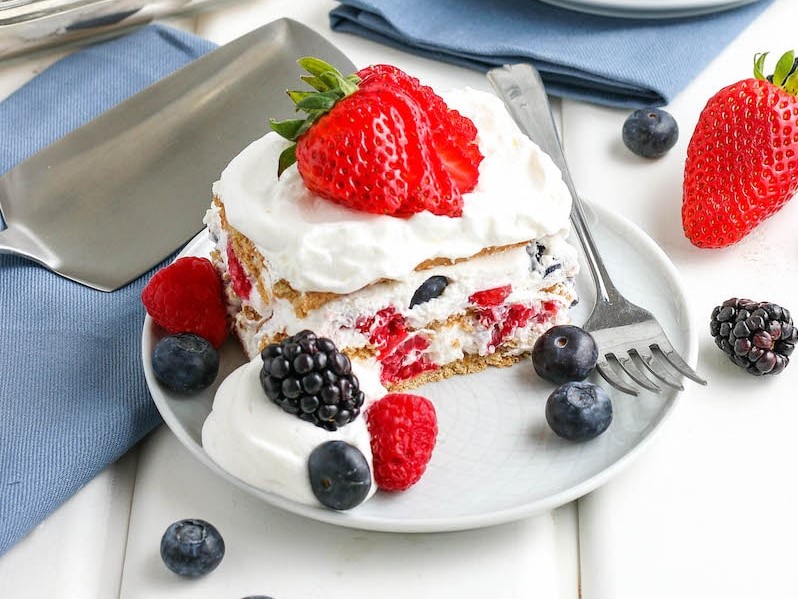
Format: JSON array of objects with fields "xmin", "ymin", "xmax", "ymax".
[
  {"xmin": 330, "ymin": 0, "xmax": 773, "ymax": 108},
  {"xmin": 0, "ymin": 25, "xmax": 216, "ymax": 556}
]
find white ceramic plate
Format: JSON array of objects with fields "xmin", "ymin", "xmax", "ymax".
[
  {"xmin": 142, "ymin": 201, "xmax": 698, "ymax": 533},
  {"xmin": 537, "ymin": 0, "xmax": 760, "ymax": 19}
]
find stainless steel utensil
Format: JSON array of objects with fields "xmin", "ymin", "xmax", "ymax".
[
  {"xmin": 0, "ymin": 0, "xmax": 245, "ymax": 61},
  {"xmin": 488, "ymin": 63, "xmax": 706, "ymax": 396},
  {"xmin": 0, "ymin": 18, "xmax": 356, "ymax": 292}
]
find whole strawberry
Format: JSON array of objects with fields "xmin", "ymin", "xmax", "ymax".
[
  {"xmin": 366, "ymin": 392, "xmax": 438, "ymax": 491},
  {"xmin": 270, "ymin": 57, "xmax": 482, "ymax": 218},
  {"xmin": 682, "ymin": 51, "xmax": 798, "ymax": 248}
]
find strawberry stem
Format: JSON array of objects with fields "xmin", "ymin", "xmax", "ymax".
[
  {"xmin": 754, "ymin": 50, "xmax": 798, "ymax": 94},
  {"xmin": 754, "ymin": 52, "xmax": 768, "ymax": 80}
]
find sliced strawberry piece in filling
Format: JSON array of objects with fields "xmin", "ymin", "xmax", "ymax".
[
  {"xmin": 355, "ymin": 297, "xmax": 564, "ymax": 384},
  {"xmin": 475, "ymin": 299, "xmax": 563, "ymax": 352},
  {"xmin": 356, "ymin": 306, "xmax": 436, "ymax": 385},
  {"xmin": 379, "ymin": 335, "xmax": 436, "ymax": 386},
  {"xmin": 469, "ymin": 285, "xmax": 513, "ymax": 307},
  {"xmin": 356, "ymin": 306, "xmax": 407, "ymax": 358},
  {"xmin": 225, "ymin": 245, "xmax": 251, "ymax": 300}
]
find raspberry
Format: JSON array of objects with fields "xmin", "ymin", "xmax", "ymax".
[
  {"xmin": 141, "ymin": 256, "xmax": 228, "ymax": 348},
  {"xmin": 366, "ymin": 393, "xmax": 438, "ymax": 491}
]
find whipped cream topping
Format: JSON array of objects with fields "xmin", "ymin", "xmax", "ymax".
[
  {"xmin": 202, "ymin": 358, "xmax": 382, "ymax": 507},
  {"xmin": 214, "ymin": 88, "xmax": 572, "ymax": 294}
]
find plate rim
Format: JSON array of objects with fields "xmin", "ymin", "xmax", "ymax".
[
  {"xmin": 142, "ymin": 200, "xmax": 698, "ymax": 533},
  {"xmin": 536, "ymin": 0, "xmax": 759, "ymax": 19}
]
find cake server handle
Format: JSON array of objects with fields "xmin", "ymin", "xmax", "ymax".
[
  {"xmin": 0, "ymin": 224, "xmax": 52, "ymax": 264},
  {"xmin": 486, "ymin": 63, "xmax": 618, "ymax": 305}
]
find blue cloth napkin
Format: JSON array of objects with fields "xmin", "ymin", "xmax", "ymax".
[
  {"xmin": 330, "ymin": 0, "xmax": 773, "ymax": 108},
  {"xmin": 0, "ymin": 24, "xmax": 216, "ymax": 556}
]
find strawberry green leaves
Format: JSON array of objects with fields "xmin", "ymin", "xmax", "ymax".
[
  {"xmin": 270, "ymin": 57, "xmax": 361, "ymax": 176},
  {"xmin": 754, "ymin": 50, "xmax": 798, "ymax": 94}
]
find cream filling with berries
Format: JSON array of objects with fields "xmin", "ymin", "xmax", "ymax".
[
  {"xmin": 202, "ymin": 358, "xmax": 383, "ymax": 507},
  {"xmin": 206, "ymin": 232, "xmax": 579, "ymax": 360},
  {"xmin": 213, "ymin": 87, "xmax": 572, "ymax": 295}
]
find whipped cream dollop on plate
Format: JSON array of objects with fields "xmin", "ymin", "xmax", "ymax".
[
  {"xmin": 202, "ymin": 357, "xmax": 383, "ymax": 507},
  {"xmin": 214, "ymin": 88, "xmax": 572, "ymax": 294}
]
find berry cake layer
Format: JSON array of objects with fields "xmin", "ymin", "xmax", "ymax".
[{"xmin": 204, "ymin": 87, "xmax": 578, "ymax": 390}]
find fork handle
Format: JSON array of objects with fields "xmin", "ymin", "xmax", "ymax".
[{"xmin": 487, "ymin": 64, "xmax": 620, "ymax": 304}]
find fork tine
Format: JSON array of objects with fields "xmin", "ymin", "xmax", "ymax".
[
  {"xmin": 614, "ymin": 353, "xmax": 662, "ymax": 393},
  {"xmin": 595, "ymin": 356, "xmax": 639, "ymax": 396},
  {"xmin": 632, "ymin": 349, "xmax": 684, "ymax": 391},
  {"xmin": 652, "ymin": 342, "xmax": 707, "ymax": 385}
]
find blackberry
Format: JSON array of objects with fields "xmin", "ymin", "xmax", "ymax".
[
  {"xmin": 259, "ymin": 330, "xmax": 365, "ymax": 430},
  {"xmin": 710, "ymin": 298, "xmax": 797, "ymax": 376}
]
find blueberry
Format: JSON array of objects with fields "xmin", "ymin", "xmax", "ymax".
[
  {"xmin": 409, "ymin": 275, "xmax": 449, "ymax": 308},
  {"xmin": 622, "ymin": 108, "xmax": 679, "ymax": 158},
  {"xmin": 152, "ymin": 333, "xmax": 219, "ymax": 394},
  {"xmin": 545, "ymin": 381, "xmax": 612, "ymax": 441},
  {"xmin": 532, "ymin": 325, "xmax": 598, "ymax": 384},
  {"xmin": 307, "ymin": 440, "xmax": 371, "ymax": 510},
  {"xmin": 160, "ymin": 518, "xmax": 225, "ymax": 577}
]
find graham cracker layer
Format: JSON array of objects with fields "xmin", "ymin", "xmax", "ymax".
[
  {"xmin": 415, "ymin": 241, "xmax": 529, "ymax": 270},
  {"xmin": 385, "ymin": 349, "xmax": 524, "ymax": 392}
]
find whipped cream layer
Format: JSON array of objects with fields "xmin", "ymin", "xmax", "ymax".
[
  {"xmin": 214, "ymin": 88, "xmax": 572, "ymax": 294},
  {"xmin": 202, "ymin": 358, "xmax": 381, "ymax": 507}
]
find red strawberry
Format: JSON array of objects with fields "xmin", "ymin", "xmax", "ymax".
[
  {"xmin": 469, "ymin": 285, "xmax": 513, "ymax": 307},
  {"xmin": 225, "ymin": 245, "xmax": 251, "ymax": 300},
  {"xmin": 358, "ymin": 64, "xmax": 483, "ymax": 193},
  {"xmin": 141, "ymin": 256, "xmax": 228, "ymax": 348},
  {"xmin": 270, "ymin": 57, "xmax": 483, "ymax": 217},
  {"xmin": 366, "ymin": 393, "xmax": 438, "ymax": 491},
  {"xmin": 295, "ymin": 86, "xmax": 460, "ymax": 217},
  {"xmin": 682, "ymin": 51, "xmax": 798, "ymax": 248}
]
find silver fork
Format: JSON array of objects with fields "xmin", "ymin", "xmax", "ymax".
[{"xmin": 487, "ymin": 63, "xmax": 707, "ymax": 396}]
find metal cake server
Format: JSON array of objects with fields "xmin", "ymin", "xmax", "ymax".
[{"xmin": 0, "ymin": 18, "xmax": 356, "ymax": 292}]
